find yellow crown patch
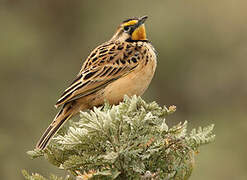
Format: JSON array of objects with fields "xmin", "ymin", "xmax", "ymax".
[{"xmin": 123, "ymin": 20, "xmax": 138, "ymax": 27}]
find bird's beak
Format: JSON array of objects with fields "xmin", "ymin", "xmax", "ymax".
[
  {"xmin": 137, "ymin": 16, "xmax": 148, "ymax": 27},
  {"xmin": 131, "ymin": 16, "xmax": 148, "ymax": 41}
]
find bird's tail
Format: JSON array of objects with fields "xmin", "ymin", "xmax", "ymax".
[{"xmin": 36, "ymin": 104, "xmax": 74, "ymax": 150}]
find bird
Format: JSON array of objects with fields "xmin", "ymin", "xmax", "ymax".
[{"xmin": 36, "ymin": 15, "xmax": 157, "ymax": 150}]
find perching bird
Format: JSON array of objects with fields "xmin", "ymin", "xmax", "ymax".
[{"xmin": 36, "ymin": 16, "xmax": 157, "ymax": 150}]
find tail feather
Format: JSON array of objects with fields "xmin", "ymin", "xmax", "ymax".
[{"xmin": 36, "ymin": 105, "xmax": 74, "ymax": 150}]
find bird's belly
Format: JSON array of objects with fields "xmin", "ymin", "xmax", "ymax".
[{"xmin": 103, "ymin": 60, "xmax": 156, "ymax": 105}]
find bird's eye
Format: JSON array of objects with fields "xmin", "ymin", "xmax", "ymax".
[{"xmin": 124, "ymin": 26, "xmax": 131, "ymax": 32}]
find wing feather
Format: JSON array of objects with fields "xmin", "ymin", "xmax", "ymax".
[{"xmin": 55, "ymin": 42, "xmax": 141, "ymax": 108}]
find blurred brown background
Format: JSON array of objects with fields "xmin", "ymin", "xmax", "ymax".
[{"xmin": 0, "ymin": 0, "xmax": 247, "ymax": 179}]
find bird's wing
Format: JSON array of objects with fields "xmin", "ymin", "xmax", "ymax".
[{"xmin": 55, "ymin": 42, "xmax": 140, "ymax": 108}]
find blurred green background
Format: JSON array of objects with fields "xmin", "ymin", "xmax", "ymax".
[{"xmin": 0, "ymin": 0, "xmax": 247, "ymax": 179}]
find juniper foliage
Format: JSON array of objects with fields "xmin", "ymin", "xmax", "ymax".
[{"xmin": 24, "ymin": 96, "xmax": 215, "ymax": 180}]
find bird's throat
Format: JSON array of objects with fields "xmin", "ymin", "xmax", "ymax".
[{"xmin": 131, "ymin": 24, "xmax": 147, "ymax": 41}]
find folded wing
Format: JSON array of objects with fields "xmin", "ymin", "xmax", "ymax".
[{"xmin": 55, "ymin": 42, "xmax": 140, "ymax": 108}]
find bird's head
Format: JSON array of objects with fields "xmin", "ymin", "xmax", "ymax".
[{"xmin": 111, "ymin": 16, "xmax": 148, "ymax": 42}]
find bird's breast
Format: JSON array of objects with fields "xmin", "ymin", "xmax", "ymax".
[{"xmin": 103, "ymin": 43, "xmax": 157, "ymax": 105}]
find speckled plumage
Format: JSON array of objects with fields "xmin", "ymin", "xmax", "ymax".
[{"xmin": 36, "ymin": 16, "xmax": 157, "ymax": 150}]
